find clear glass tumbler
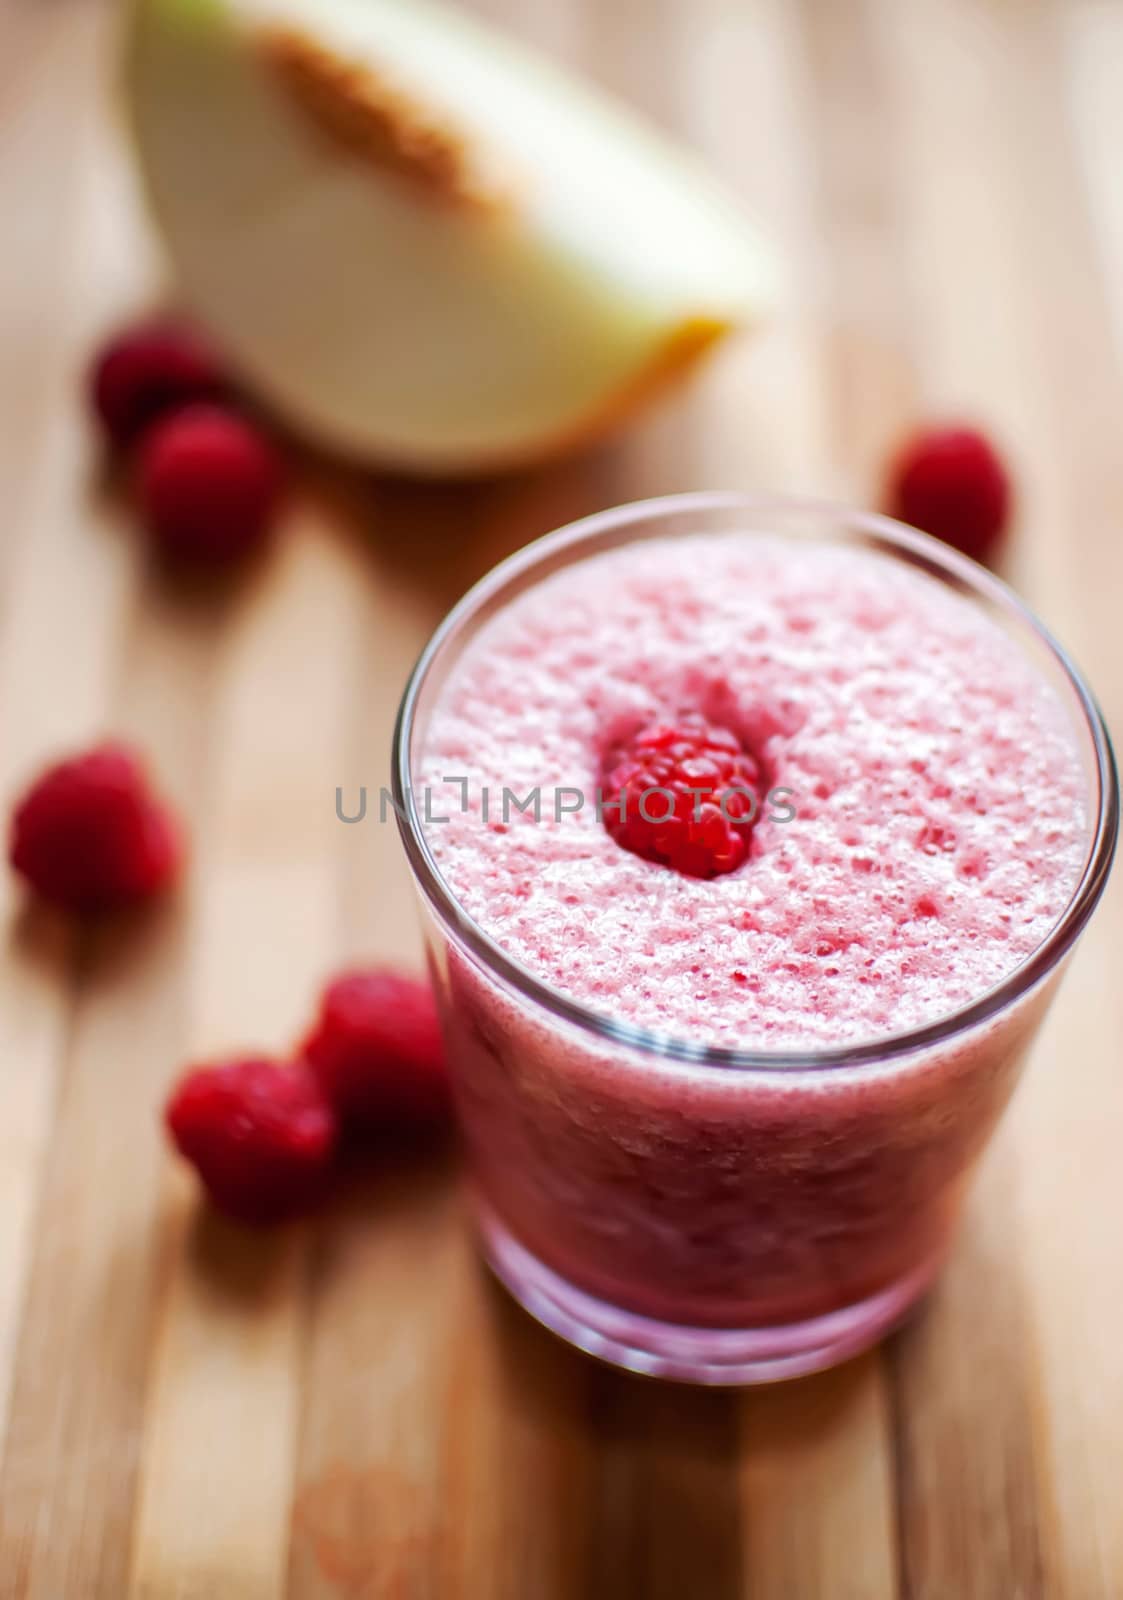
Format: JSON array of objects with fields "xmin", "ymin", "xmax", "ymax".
[{"xmin": 392, "ymin": 494, "xmax": 1117, "ymax": 1383}]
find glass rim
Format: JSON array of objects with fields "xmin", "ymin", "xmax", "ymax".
[{"xmin": 392, "ymin": 490, "xmax": 1119, "ymax": 1073}]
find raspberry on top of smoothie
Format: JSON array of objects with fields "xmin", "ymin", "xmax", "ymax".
[
  {"xmin": 600, "ymin": 714, "xmax": 765, "ymax": 879},
  {"xmin": 419, "ymin": 535, "xmax": 1087, "ymax": 1050}
]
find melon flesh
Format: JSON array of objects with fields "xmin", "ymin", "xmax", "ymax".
[{"xmin": 126, "ymin": 0, "xmax": 776, "ymax": 474}]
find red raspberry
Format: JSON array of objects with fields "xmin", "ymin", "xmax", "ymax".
[
  {"xmin": 601, "ymin": 715, "xmax": 763, "ymax": 879},
  {"xmin": 302, "ymin": 969, "xmax": 452, "ymax": 1135},
  {"xmin": 90, "ymin": 317, "xmax": 226, "ymax": 448},
  {"xmin": 137, "ymin": 404, "xmax": 283, "ymax": 565},
  {"xmin": 8, "ymin": 742, "xmax": 183, "ymax": 913},
  {"xmin": 887, "ymin": 425, "xmax": 1010, "ymax": 565},
  {"xmin": 166, "ymin": 1057, "xmax": 338, "ymax": 1225}
]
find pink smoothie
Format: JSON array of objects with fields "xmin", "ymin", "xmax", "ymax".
[{"xmin": 415, "ymin": 533, "xmax": 1089, "ymax": 1340}]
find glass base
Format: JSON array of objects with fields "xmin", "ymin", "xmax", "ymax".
[{"xmin": 478, "ymin": 1203, "xmax": 944, "ymax": 1385}]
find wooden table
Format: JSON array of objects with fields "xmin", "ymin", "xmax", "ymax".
[{"xmin": 2, "ymin": 0, "xmax": 1122, "ymax": 1594}]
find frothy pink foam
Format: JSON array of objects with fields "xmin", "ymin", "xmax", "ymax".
[{"xmin": 421, "ymin": 535, "xmax": 1086, "ymax": 1049}]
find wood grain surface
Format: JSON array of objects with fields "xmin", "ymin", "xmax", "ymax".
[{"xmin": 1, "ymin": 1, "xmax": 1121, "ymax": 1596}]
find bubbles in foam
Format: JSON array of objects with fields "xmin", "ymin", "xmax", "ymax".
[{"xmin": 420, "ymin": 536, "xmax": 1088, "ymax": 1049}]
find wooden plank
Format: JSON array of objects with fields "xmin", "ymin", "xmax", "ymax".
[
  {"xmin": 1064, "ymin": 1, "xmax": 1123, "ymax": 367},
  {"xmin": 739, "ymin": 1357, "xmax": 897, "ymax": 1600},
  {"xmin": 1017, "ymin": 5, "xmax": 1123, "ymax": 1594},
  {"xmin": 679, "ymin": 0, "xmax": 834, "ymax": 495},
  {"xmin": 584, "ymin": 1372, "xmax": 742, "ymax": 1600},
  {"xmin": 126, "ymin": 522, "xmax": 360, "ymax": 1599},
  {"xmin": 0, "ymin": 8, "xmax": 159, "ymax": 1573}
]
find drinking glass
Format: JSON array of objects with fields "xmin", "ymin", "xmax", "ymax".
[{"xmin": 393, "ymin": 494, "xmax": 1117, "ymax": 1383}]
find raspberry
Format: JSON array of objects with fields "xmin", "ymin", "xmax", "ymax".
[
  {"xmin": 887, "ymin": 425, "xmax": 1010, "ymax": 565},
  {"xmin": 166, "ymin": 1057, "xmax": 338, "ymax": 1225},
  {"xmin": 8, "ymin": 742, "xmax": 183, "ymax": 913},
  {"xmin": 601, "ymin": 715, "xmax": 764, "ymax": 879},
  {"xmin": 137, "ymin": 404, "xmax": 283, "ymax": 565},
  {"xmin": 302, "ymin": 969, "xmax": 452, "ymax": 1134},
  {"xmin": 90, "ymin": 317, "xmax": 226, "ymax": 448}
]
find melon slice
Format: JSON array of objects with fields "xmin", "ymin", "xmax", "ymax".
[{"xmin": 125, "ymin": 0, "xmax": 777, "ymax": 475}]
